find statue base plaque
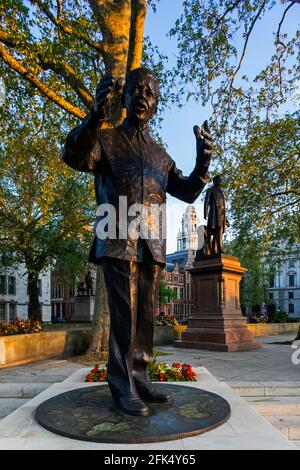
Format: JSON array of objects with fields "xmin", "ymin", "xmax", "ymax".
[
  {"xmin": 176, "ymin": 254, "xmax": 261, "ymax": 352},
  {"xmin": 35, "ymin": 384, "xmax": 230, "ymax": 443}
]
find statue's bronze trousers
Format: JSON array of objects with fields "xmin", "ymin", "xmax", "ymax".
[{"xmin": 101, "ymin": 255, "xmax": 163, "ymax": 400}]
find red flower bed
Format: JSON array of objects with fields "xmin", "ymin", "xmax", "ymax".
[{"xmin": 85, "ymin": 361, "xmax": 197, "ymax": 383}]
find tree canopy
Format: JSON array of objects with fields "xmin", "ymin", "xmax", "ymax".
[
  {"xmin": 223, "ymin": 111, "xmax": 299, "ymax": 246},
  {"xmin": 0, "ymin": 0, "xmax": 299, "ymax": 322},
  {"xmin": 169, "ymin": 0, "xmax": 299, "ymax": 141},
  {"xmin": 0, "ymin": 94, "xmax": 94, "ymax": 319}
]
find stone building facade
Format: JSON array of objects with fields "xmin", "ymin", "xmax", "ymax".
[
  {"xmin": 161, "ymin": 205, "xmax": 201, "ymax": 321},
  {"xmin": 0, "ymin": 265, "xmax": 51, "ymax": 322},
  {"xmin": 267, "ymin": 249, "xmax": 300, "ymax": 318}
]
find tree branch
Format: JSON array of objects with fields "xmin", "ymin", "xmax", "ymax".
[
  {"xmin": 39, "ymin": 56, "xmax": 93, "ymax": 107},
  {"xmin": 217, "ymin": 0, "xmax": 244, "ymax": 25},
  {"xmin": 0, "ymin": 28, "xmax": 93, "ymax": 108},
  {"xmin": 127, "ymin": 0, "xmax": 147, "ymax": 74},
  {"xmin": 228, "ymin": 0, "xmax": 267, "ymax": 91},
  {"xmin": 270, "ymin": 189, "xmax": 300, "ymax": 198},
  {"xmin": 275, "ymin": 1, "xmax": 298, "ymax": 101},
  {"xmin": 30, "ymin": 0, "xmax": 105, "ymax": 53},
  {"xmin": 276, "ymin": 1, "xmax": 297, "ymax": 47},
  {"xmin": 0, "ymin": 30, "xmax": 93, "ymax": 108},
  {"xmin": 0, "ymin": 42, "xmax": 85, "ymax": 118},
  {"xmin": 266, "ymin": 198, "xmax": 300, "ymax": 216}
]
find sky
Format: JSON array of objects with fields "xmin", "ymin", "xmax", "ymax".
[{"xmin": 144, "ymin": 0, "xmax": 299, "ymax": 253}]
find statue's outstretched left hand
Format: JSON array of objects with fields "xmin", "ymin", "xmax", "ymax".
[{"xmin": 193, "ymin": 120, "xmax": 214, "ymax": 174}]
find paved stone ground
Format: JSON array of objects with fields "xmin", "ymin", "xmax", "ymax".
[
  {"xmin": 0, "ymin": 334, "xmax": 298, "ymax": 384},
  {"xmin": 0, "ymin": 334, "xmax": 298, "ymax": 421},
  {"xmin": 159, "ymin": 334, "xmax": 300, "ymax": 382},
  {"xmin": 0, "ymin": 359, "xmax": 82, "ymax": 384},
  {"xmin": 0, "ymin": 360, "xmax": 83, "ymax": 419}
]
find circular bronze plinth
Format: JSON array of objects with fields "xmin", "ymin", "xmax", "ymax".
[{"xmin": 35, "ymin": 384, "xmax": 231, "ymax": 444}]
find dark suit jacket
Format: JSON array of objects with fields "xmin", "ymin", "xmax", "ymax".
[
  {"xmin": 204, "ymin": 186, "xmax": 226, "ymax": 232},
  {"xmin": 63, "ymin": 112, "xmax": 208, "ymax": 264}
]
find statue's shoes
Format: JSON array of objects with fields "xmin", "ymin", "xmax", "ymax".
[
  {"xmin": 136, "ymin": 383, "xmax": 172, "ymax": 404},
  {"xmin": 115, "ymin": 395, "xmax": 150, "ymax": 416}
]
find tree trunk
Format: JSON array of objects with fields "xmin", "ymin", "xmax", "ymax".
[
  {"xmin": 27, "ymin": 270, "xmax": 42, "ymax": 322},
  {"xmin": 84, "ymin": 0, "xmax": 147, "ymax": 360},
  {"xmin": 87, "ymin": 265, "xmax": 110, "ymax": 360}
]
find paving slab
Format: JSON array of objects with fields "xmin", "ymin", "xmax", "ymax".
[
  {"xmin": 0, "ymin": 360, "xmax": 82, "ymax": 383},
  {"xmin": 0, "ymin": 367, "xmax": 297, "ymax": 450},
  {"xmin": 266, "ymin": 416, "xmax": 300, "ymax": 440},
  {"xmin": 246, "ymin": 396, "xmax": 300, "ymax": 416},
  {"xmin": 0, "ymin": 398, "xmax": 29, "ymax": 419},
  {"xmin": 230, "ymin": 382, "xmax": 300, "ymax": 397},
  {"xmin": 0, "ymin": 383, "xmax": 50, "ymax": 398}
]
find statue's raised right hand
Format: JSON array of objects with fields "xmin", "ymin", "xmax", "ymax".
[{"xmin": 93, "ymin": 75, "xmax": 124, "ymax": 120}]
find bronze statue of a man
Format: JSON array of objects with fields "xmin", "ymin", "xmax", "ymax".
[
  {"xmin": 63, "ymin": 68, "xmax": 213, "ymax": 416},
  {"xmin": 204, "ymin": 175, "xmax": 229, "ymax": 255}
]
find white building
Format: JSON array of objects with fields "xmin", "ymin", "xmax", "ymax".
[
  {"xmin": 0, "ymin": 265, "xmax": 51, "ymax": 322},
  {"xmin": 267, "ymin": 250, "xmax": 300, "ymax": 318},
  {"xmin": 176, "ymin": 205, "xmax": 200, "ymax": 252}
]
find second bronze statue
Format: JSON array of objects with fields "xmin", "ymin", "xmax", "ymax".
[
  {"xmin": 204, "ymin": 175, "xmax": 230, "ymax": 255},
  {"xmin": 63, "ymin": 67, "xmax": 213, "ymax": 417}
]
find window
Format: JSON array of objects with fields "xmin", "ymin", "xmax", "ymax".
[
  {"xmin": 289, "ymin": 304, "xmax": 294, "ymax": 314},
  {"xmin": 0, "ymin": 275, "xmax": 6, "ymax": 295},
  {"xmin": 55, "ymin": 283, "xmax": 62, "ymax": 299},
  {"xmin": 9, "ymin": 303, "xmax": 16, "ymax": 320},
  {"xmin": 289, "ymin": 259, "xmax": 295, "ymax": 268},
  {"xmin": 8, "ymin": 276, "xmax": 16, "ymax": 295},
  {"xmin": 269, "ymin": 276, "xmax": 275, "ymax": 288},
  {"xmin": 56, "ymin": 303, "xmax": 61, "ymax": 317},
  {"xmin": 180, "ymin": 287, "xmax": 184, "ymax": 300},
  {"xmin": 69, "ymin": 285, "xmax": 75, "ymax": 298},
  {"xmin": 38, "ymin": 280, "xmax": 42, "ymax": 297},
  {"xmin": 174, "ymin": 304, "xmax": 184, "ymax": 317},
  {"xmin": 269, "ymin": 293, "xmax": 273, "ymax": 300},
  {"xmin": 173, "ymin": 287, "xmax": 178, "ymax": 299},
  {"xmin": 289, "ymin": 292, "xmax": 294, "ymax": 300},
  {"xmin": 0, "ymin": 303, "xmax": 6, "ymax": 321},
  {"xmin": 289, "ymin": 275, "xmax": 295, "ymax": 287},
  {"xmin": 51, "ymin": 283, "xmax": 61, "ymax": 299}
]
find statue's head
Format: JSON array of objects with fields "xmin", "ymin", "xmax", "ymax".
[
  {"xmin": 123, "ymin": 67, "xmax": 159, "ymax": 127},
  {"xmin": 213, "ymin": 175, "xmax": 222, "ymax": 186}
]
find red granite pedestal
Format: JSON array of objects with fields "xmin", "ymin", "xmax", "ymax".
[{"xmin": 175, "ymin": 254, "xmax": 261, "ymax": 352}]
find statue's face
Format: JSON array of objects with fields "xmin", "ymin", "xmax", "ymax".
[{"xmin": 124, "ymin": 73, "xmax": 158, "ymax": 127}]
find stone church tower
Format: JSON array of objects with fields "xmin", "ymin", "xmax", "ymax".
[{"xmin": 177, "ymin": 205, "xmax": 200, "ymax": 252}]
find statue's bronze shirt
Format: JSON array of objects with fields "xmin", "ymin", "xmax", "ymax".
[{"xmin": 63, "ymin": 114, "xmax": 208, "ymax": 264}]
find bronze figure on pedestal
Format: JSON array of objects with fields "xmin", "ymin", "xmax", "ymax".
[
  {"xmin": 204, "ymin": 175, "xmax": 230, "ymax": 255},
  {"xmin": 63, "ymin": 68, "xmax": 213, "ymax": 416}
]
